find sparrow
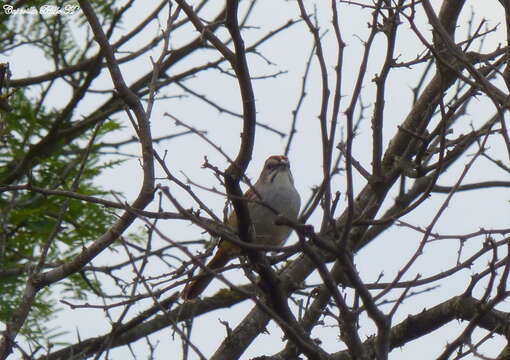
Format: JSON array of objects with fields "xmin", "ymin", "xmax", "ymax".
[{"xmin": 181, "ymin": 155, "xmax": 301, "ymax": 299}]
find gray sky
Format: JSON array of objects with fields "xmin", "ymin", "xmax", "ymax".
[{"xmin": 4, "ymin": 0, "xmax": 510, "ymax": 358}]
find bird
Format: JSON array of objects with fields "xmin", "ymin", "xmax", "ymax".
[{"xmin": 181, "ymin": 155, "xmax": 301, "ymax": 300}]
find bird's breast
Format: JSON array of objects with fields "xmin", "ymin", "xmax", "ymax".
[{"xmin": 248, "ymin": 183, "xmax": 300, "ymax": 246}]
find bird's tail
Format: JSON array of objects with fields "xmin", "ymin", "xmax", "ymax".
[{"xmin": 181, "ymin": 247, "xmax": 231, "ymax": 300}]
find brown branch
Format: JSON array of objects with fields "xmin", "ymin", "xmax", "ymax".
[
  {"xmin": 296, "ymin": 0, "xmax": 333, "ymax": 229},
  {"xmin": 432, "ymin": 181, "xmax": 510, "ymax": 192},
  {"xmin": 173, "ymin": 0, "xmax": 235, "ymax": 62},
  {"xmin": 0, "ymin": 2, "xmax": 156, "ymax": 358}
]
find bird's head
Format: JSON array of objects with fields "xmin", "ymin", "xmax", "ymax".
[{"xmin": 259, "ymin": 155, "xmax": 294, "ymax": 184}]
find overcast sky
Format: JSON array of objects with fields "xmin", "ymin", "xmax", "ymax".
[{"xmin": 4, "ymin": 0, "xmax": 510, "ymax": 359}]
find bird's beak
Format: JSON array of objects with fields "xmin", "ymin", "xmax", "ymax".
[{"xmin": 279, "ymin": 160, "xmax": 290, "ymax": 169}]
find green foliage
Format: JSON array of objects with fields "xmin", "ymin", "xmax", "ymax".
[
  {"xmin": 0, "ymin": 0, "xmax": 130, "ymax": 347},
  {"xmin": 0, "ymin": 89, "xmax": 122, "ymax": 341},
  {"xmin": 61, "ymin": 272, "xmax": 101, "ymax": 301},
  {"xmin": 0, "ymin": 0, "xmax": 120, "ymax": 61}
]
